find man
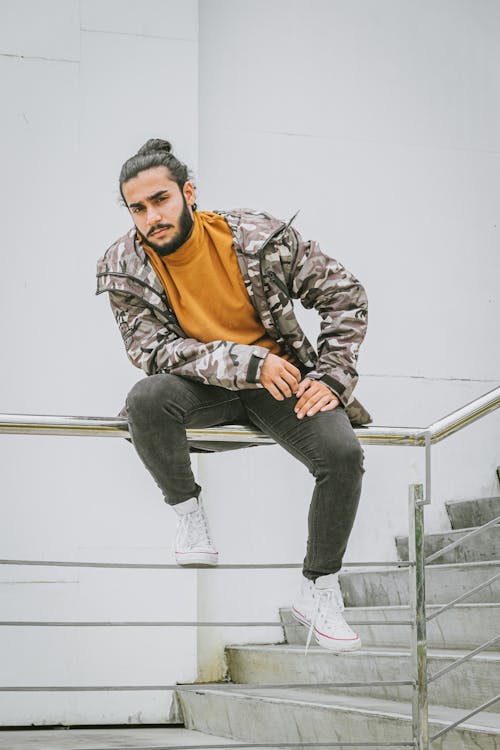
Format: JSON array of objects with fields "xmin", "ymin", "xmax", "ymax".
[{"xmin": 96, "ymin": 138, "xmax": 371, "ymax": 652}]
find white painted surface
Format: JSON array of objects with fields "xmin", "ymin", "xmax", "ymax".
[
  {"xmin": 80, "ymin": 0, "xmax": 197, "ymax": 39},
  {"xmin": 0, "ymin": 0, "xmax": 199, "ymax": 726},
  {"xmin": 0, "ymin": 0, "xmax": 80, "ymax": 60}
]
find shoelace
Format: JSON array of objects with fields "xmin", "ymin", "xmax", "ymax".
[
  {"xmin": 179, "ymin": 508, "xmax": 212, "ymax": 547},
  {"xmin": 305, "ymin": 584, "xmax": 345, "ymax": 654}
]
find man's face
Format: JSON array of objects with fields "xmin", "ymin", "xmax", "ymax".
[{"xmin": 122, "ymin": 166, "xmax": 195, "ymax": 256}]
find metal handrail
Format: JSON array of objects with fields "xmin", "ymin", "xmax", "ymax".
[
  {"xmin": 427, "ymin": 634, "xmax": 500, "ymax": 683},
  {"xmin": 0, "ymin": 618, "xmax": 413, "ymax": 627},
  {"xmin": 425, "ymin": 515, "xmax": 500, "ymax": 564},
  {"xmin": 0, "ymin": 558, "xmax": 411, "ymax": 570},
  {"xmin": 1, "ymin": 679, "xmax": 415, "ymax": 692},
  {"xmin": 426, "ymin": 571, "xmax": 500, "ymax": 620},
  {"xmin": 0, "ymin": 385, "xmax": 498, "ymax": 445},
  {"xmin": 430, "ymin": 693, "xmax": 500, "ymax": 743}
]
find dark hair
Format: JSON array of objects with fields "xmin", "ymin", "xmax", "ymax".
[{"xmin": 119, "ymin": 138, "xmax": 193, "ymax": 203}]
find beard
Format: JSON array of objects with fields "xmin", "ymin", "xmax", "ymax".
[{"xmin": 137, "ymin": 196, "xmax": 194, "ymax": 256}]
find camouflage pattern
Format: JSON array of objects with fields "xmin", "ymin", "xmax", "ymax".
[{"xmin": 96, "ymin": 209, "xmax": 371, "ymax": 425}]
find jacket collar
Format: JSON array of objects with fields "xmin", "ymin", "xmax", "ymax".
[
  {"xmin": 96, "ymin": 208, "xmax": 299, "ymax": 297},
  {"xmin": 216, "ymin": 208, "xmax": 299, "ymax": 256}
]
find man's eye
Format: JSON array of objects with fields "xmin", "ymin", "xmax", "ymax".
[
  {"xmin": 132, "ymin": 206, "xmax": 144, "ymax": 214},
  {"xmin": 156, "ymin": 196, "xmax": 167, "ymax": 204}
]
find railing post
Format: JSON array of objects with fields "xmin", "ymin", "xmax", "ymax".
[{"xmin": 409, "ymin": 483, "xmax": 429, "ymax": 750}]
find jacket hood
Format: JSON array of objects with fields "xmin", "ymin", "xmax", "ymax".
[{"xmin": 215, "ymin": 208, "xmax": 292, "ymax": 256}]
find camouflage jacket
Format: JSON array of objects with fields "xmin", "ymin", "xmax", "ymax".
[{"xmin": 96, "ymin": 209, "xmax": 371, "ymax": 425}]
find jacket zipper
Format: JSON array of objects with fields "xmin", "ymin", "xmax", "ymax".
[
  {"xmin": 257, "ymin": 221, "xmax": 296, "ymax": 358},
  {"xmin": 267, "ymin": 269, "xmax": 290, "ymax": 298}
]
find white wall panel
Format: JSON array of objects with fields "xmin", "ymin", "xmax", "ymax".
[
  {"xmin": 0, "ymin": 54, "xmax": 80, "ymax": 413},
  {"xmin": 199, "ymin": 0, "xmax": 500, "ymax": 152},
  {"xmin": 0, "ymin": 627, "xmax": 193, "ymax": 687},
  {"xmin": 0, "ymin": 0, "xmax": 80, "ymax": 60},
  {"xmin": 0, "ymin": 0, "xmax": 200, "ymax": 725},
  {"xmin": 0, "ymin": 692, "xmax": 178, "ymax": 728},
  {"xmin": 81, "ymin": 0, "xmax": 197, "ymax": 40}
]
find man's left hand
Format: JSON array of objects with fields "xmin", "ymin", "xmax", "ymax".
[{"xmin": 294, "ymin": 378, "xmax": 340, "ymax": 419}]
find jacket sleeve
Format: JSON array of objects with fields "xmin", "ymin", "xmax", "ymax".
[
  {"xmin": 108, "ymin": 290, "xmax": 269, "ymax": 390},
  {"xmin": 287, "ymin": 228, "xmax": 368, "ymax": 406}
]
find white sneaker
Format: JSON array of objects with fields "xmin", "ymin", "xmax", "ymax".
[
  {"xmin": 292, "ymin": 573, "xmax": 361, "ymax": 653},
  {"xmin": 173, "ymin": 496, "xmax": 218, "ymax": 567},
  {"xmin": 291, "ymin": 576, "xmax": 316, "ymax": 627}
]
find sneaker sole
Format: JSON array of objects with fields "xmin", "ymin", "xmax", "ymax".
[
  {"xmin": 175, "ymin": 552, "xmax": 219, "ymax": 567},
  {"xmin": 315, "ymin": 629, "xmax": 362, "ymax": 652},
  {"xmin": 291, "ymin": 607, "xmax": 311, "ymax": 628}
]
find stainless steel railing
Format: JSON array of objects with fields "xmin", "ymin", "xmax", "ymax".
[
  {"xmin": 0, "ymin": 384, "xmax": 499, "ymax": 750},
  {"xmin": 1, "ymin": 385, "xmax": 498, "ymax": 445}
]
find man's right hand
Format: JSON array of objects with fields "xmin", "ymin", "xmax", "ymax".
[{"xmin": 260, "ymin": 353, "xmax": 301, "ymax": 400}]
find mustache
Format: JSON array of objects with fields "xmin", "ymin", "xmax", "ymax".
[{"xmin": 148, "ymin": 223, "xmax": 173, "ymax": 237}]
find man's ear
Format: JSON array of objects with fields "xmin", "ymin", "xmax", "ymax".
[{"xmin": 183, "ymin": 181, "xmax": 196, "ymax": 208}]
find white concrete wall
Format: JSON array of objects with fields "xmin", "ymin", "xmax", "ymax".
[
  {"xmin": 196, "ymin": 0, "xmax": 500, "ymax": 679},
  {"xmin": 0, "ymin": 0, "xmax": 199, "ymax": 725}
]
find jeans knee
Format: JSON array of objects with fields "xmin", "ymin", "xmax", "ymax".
[
  {"xmin": 126, "ymin": 377, "xmax": 157, "ymax": 420},
  {"xmin": 126, "ymin": 373, "xmax": 194, "ymax": 424},
  {"xmin": 321, "ymin": 437, "xmax": 365, "ymax": 478},
  {"xmin": 348, "ymin": 439, "xmax": 365, "ymax": 473}
]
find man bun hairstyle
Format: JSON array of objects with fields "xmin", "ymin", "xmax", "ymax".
[
  {"xmin": 137, "ymin": 138, "xmax": 172, "ymax": 156},
  {"xmin": 119, "ymin": 138, "xmax": 194, "ymax": 205}
]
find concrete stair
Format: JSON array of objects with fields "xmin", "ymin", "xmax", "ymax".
[
  {"xmin": 0, "ymin": 728, "xmax": 265, "ymax": 750},
  {"xmin": 175, "ymin": 492, "xmax": 500, "ymax": 749},
  {"xmin": 226, "ymin": 643, "xmax": 500, "ymax": 714},
  {"xmin": 339, "ymin": 560, "xmax": 500, "ymax": 606},
  {"xmin": 446, "ymin": 495, "xmax": 500, "ymax": 530},
  {"xmin": 395, "ymin": 524, "xmax": 500, "ymax": 564},
  {"xmin": 395, "ymin": 495, "xmax": 500, "ymax": 565},
  {"xmin": 177, "ymin": 688, "xmax": 500, "ymax": 749}
]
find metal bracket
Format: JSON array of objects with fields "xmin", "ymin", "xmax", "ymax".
[{"xmin": 417, "ymin": 431, "xmax": 432, "ymax": 506}]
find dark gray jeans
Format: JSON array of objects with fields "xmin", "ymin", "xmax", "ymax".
[{"xmin": 126, "ymin": 374, "xmax": 365, "ymax": 580}]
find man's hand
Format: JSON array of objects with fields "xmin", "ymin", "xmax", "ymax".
[
  {"xmin": 294, "ymin": 378, "xmax": 340, "ymax": 419},
  {"xmin": 260, "ymin": 353, "xmax": 301, "ymax": 400}
]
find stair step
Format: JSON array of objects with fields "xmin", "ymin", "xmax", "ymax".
[
  {"xmin": 446, "ymin": 496, "xmax": 500, "ymax": 530},
  {"xmin": 176, "ymin": 686, "xmax": 500, "ymax": 749},
  {"xmin": 281, "ymin": 602, "xmax": 500, "ymax": 652},
  {"xmin": 395, "ymin": 524, "xmax": 500, "ymax": 564},
  {"xmin": 226, "ymin": 643, "xmax": 500, "ymax": 713},
  {"xmin": 338, "ymin": 560, "xmax": 500, "ymax": 607},
  {"xmin": 0, "ymin": 728, "xmax": 257, "ymax": 750}
]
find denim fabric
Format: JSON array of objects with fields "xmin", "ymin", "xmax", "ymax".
[{"xmin": 126, "ymin": 374, "xmax": 365, "ymax": 580}]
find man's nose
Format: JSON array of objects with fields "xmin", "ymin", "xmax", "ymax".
[{"xmin": 146, "ymin": 206, "xmax": 162, "ymax": 224}]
